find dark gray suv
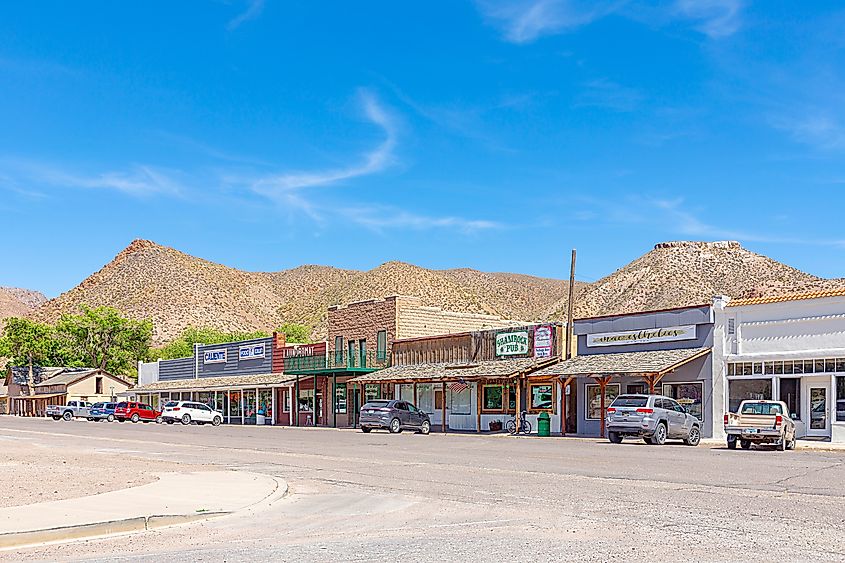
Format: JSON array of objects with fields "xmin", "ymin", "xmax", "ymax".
[{"xmin": 359, "ymin": 400, "xmax": 431, "ymax": 434}]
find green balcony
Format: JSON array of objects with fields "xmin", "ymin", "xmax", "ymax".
[{"xmin": 283, "ymin": 350, "xmax": 389, "ymax": 374}]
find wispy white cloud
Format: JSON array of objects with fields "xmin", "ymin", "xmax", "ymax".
[
  {"xmin": 673, "ymin": 0, "xmax": 744, "ymax": 39},
  {"xmin": 0, "ymin": 158, "xmax": 186, "ymax": 197},
  {"xmin": 476, "ymin": 0, "xmax": 628, "ymax": 43},
  {"xmin": 227, "ymin": 0, "xmax": 265, "ymax": 31},
  {"xmin": 251, "ymin": 90, "xmax": 397, "ymax": 200},
  {"xmin": 341, "ymin": 206, "xmax": 501, "ymax": 235},
  {"xmin": 574, "ymin": 78, "xmax": 644, "ymax": 112},
  {"xmin": 769, "ymin": 112, "xmax": 845, "ymax": 152},
  {"xmin": 475, "ymin": 0, "xmax": 745, "ymax": 43},
  {"xmin": 577, "ymin": 196, "xmax": 845, "ymax": 248}
]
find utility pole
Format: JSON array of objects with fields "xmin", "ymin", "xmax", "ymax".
[
  {"xmin": 561, "ymin": 249, "xmax": 576, "ymax": 436},
  {"xmin": 565, "ymin": 249, "xmax": 576, "ymax": 360}
]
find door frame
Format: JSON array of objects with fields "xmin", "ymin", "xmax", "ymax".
[{"xmin": 803, "ymin": 376, "xmax": 831, "ymax": 438}]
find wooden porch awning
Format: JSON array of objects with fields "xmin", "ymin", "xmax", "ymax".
[
  {"xmin": 348, "ymin": 357, "xmax": 558, "ymax": 384},
  {"xmin": 530, "ymin": 347, "xmax": 711, "ymax": 378},
  {"xmin": 130, "ymin": 372, "xmax": 296, "ymax": 393}
]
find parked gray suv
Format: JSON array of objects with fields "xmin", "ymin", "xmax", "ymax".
[
  {"xmin": 359, "ymin": 400, "xmax": 431, "ymax": 434},
  {"xmin": 606, "ymin": 394, "xmax": 701, "ymax": 446}
]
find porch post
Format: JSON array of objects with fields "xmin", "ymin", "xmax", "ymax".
[
  {"xmin": 332, "ymin": 373, "xmax": 337, "ymax": 428},
  {"xmin": 441, "ymin": 381, "xmax": 447, "ymax": 434},
  {"xmin": 413, "ymin": 382, "xmax": 418, "ymax": 407},
  {"xmin": 313, "ymin": 373, "xmax": 318, "ymax": 426},
  {"xmin": 295, "ymin": 375, "xmax": 300, "ymax": 427},
  {"xmin": 476, "ymin": 382, "xmax": 482, "ymax": 433},
  {"xmin": 515, "ymin": 379, "xmax": 522, "ymax": 433}
]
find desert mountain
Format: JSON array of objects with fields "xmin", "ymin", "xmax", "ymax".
[
  {"xmin": 30, "ymin": 239, "xmax": 844, "ymax": 346},
  {"xmin": 549, "ymin": 241, "xmax": 843, "ymax": 319},
  {"xmin": 32, "ymin": 240, "xmax": 573, "ymax": 345},
  {"xmin": 0, "ymin": 287, "xmax": 47, "ymax": 321}
]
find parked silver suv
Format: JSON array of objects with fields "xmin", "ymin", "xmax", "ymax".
[{"xmin": 606, "ymin": 394, "xmax": 701, "ymax": 446}]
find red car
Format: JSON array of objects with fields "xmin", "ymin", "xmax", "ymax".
[{"xmin": 114, "ymin": 401, "xmax": 161, "ymax": 423}]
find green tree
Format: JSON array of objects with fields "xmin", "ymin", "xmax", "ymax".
[
  {"xmin": 276, "ymin": 322, "xmax": 310, "ymax": 344},
  {"xmin": 55, "ymin": 305, "xmax": 153, "ymax": 377},
  {"xmin": 0, "ymin": 317, "xmax": 60, "ymax": 386},
  {"xmin": 153, "ymin": 326, "xmax": 270, "ymax": 360}
]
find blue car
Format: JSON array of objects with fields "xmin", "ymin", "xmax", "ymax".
[{"xmin": 88, "ymin": 402, "xmax": 118, "ymax": 422}]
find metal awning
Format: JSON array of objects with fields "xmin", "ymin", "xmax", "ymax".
[
  {"xmin": 348, "ymin": 357, "xmax": 558, "ymax": 384},
  {"xmin": 531, "ymin": 347, "xmax": 711, "ymax": 378}
]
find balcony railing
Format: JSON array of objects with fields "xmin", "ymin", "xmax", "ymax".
[{"xmin": 284, "ymin": 350, "xmax": 389, "ymax": 373}]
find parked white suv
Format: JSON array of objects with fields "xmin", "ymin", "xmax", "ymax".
[{"xmin": 160, "ymin": 401, "xmax": 223, "ymax": 426}]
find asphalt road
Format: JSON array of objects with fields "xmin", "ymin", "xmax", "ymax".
[{"xmin": 2, "ymin": 417, "xmax": 845, "ymax": 562}]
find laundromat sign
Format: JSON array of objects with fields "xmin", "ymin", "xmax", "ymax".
[
  {"xmin": 496, "ymin": 330, "xmax": 530, "ymax": 356},
  {"xmin": 587, "ymin": 325, "xmax": 697, "ymax": 347}
]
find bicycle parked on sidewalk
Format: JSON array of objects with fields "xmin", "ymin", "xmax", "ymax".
[{"xmin": 506, "ymin": 410, "xmax": 532, "ymax": 435}]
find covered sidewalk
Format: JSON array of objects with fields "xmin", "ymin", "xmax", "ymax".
[
  {"xmin": 348, "ymin": 357, "xmax": 558, "ymax": 433},
  {"xmin": 531, "ymin": 347, "xmax": 712, "ymax": 436}
]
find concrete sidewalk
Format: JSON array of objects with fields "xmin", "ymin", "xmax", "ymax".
[{"xmin": 0, "ymin": 471, "xmax": 287, "ymax": 549}]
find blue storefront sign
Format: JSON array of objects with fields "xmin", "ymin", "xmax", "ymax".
[
  {"xmin": 203, "ymin": 349, "xmax": 227, "ymax": 364},
  {"xmin": 239, "ymin": 343, "xmax": 265, "ymax": 360}
]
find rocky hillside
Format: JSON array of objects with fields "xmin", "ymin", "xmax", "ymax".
[
  {"xmin": 0, "ymin": 287, "xmax": 47, "ymax": 321},
  {"xmin": 549, "ymin": 241, "xmax": 841, "ymax": 319},
  {"xmin": 30, "ymin": 239, "xmax": 845, "ymax": 345},
  {"xmin": 32, "ymin": 240, "xmax": 572, "ymax": 345}
]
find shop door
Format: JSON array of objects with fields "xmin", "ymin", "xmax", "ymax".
[{"xmin": 807, "ymin": 385, "xmax": 830, "ymax": 437}]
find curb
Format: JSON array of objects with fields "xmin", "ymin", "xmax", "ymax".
[{"xmin": 0, "ymin": 476, "xmax": 289, "ymax": 550}]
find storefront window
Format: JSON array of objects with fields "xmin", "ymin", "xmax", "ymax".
[
  {"xmin": 530, "ymin": 384, "xmax": 554, "ymax": 411},
  {"xmin": 281, "ymin": 389, "xmax": 289, "ymax": 412},
  {"xmin": 365, "ymin": 384, "xmax": 381, "ymax": 402},
  {"xmin": 779, "ymin": 378, "xmax": 801, "ymax": 420},
  {"xmin": 258, "ymin": 389, "xmax": 273, "ymax": 420},
  {"xmin": 450, "ymin": 386, "xmax": 471, "ymax": 415},
  {"xmin": 228, "ymin": 391, "xmax": 242, "ymax": 422},
  {"xmin": 198, "ymin": 392, "xmax": 213, "ymax": 409},
  {"xmin": 662, "ymin": 382, "xmax": 704, "ymax": 421},
  {"xmin": 417, "ymin": 384, "xmax": 433, "ymax": 413},
  {"xmin": 215, "ymin": 392, "xmax": 226, "ymax": 416},
  {"xmin": 508, "ymin": 385, "xmax": 516, "ymax": 411},
  {"xmin": 837, "ymin": 376, "xmax": 845, "ymax": 423},
  {"xmin": 335, "ymin": 383, "xmax": 347, "ymax": 414},
  {"xmin": 482, "ymin": 385, "xmax": 503, "ymax": 411},
  {"xmin": 243, "ymin": 390, "xmax": 257, "ymax": 424},
  {"xmin": 586, "ymin": 384, "xmax": 620, "ymax": 420},
  {"xmin": 398, "ymin": 384, "xmax": 413, "ymax": 402},
  {"xmin": 299, "ymin": 389, "xmax": 314, "ymax": 412},
  {"xmin": 728, "ymin": 378, "xmax": 772, "ymax": 413}
]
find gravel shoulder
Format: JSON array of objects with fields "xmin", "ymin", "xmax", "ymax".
[{"xmin": 0, "ymin": 425, "xmax": 208, "ymax": 508}]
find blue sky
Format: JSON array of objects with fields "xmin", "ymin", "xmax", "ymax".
[{"xmin": 2, "ymin": 1, "xmax": 845, "ymax": 297}]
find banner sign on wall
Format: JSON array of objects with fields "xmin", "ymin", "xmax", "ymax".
[
  {"xmin": 534, "ymin": 325, "xmax": 553, "ymax": 358},
  {"xmin": 283, "ymin": 342, "xmax": 327, "ymax": 358},
  {"xmin": 239, "ymin": 343, "xmax": 266, "ymax": 360},
  {"xmin": 586, "ymin": 325, "xmax": 697, "ymax": 347},
  {"xmin": 203, "ymin": 348, "xmax": 227, "ymax": 364},
  {"xmin": 496, "ymin": 330, "xmax": 529, "ymax": 356}
]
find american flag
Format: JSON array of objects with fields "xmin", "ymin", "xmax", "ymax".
[{"xmin": 449, "ymin": 380, "xmax": 468, "ymax": 393}]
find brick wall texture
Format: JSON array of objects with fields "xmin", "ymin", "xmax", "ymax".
[{"xmin": 328, "ymin": 295, "xmax": 521, "ymax": 354}]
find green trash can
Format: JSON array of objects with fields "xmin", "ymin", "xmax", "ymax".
[{"xmin": 537, "ymin": 412, "xmax": 551, "ymax": 437}]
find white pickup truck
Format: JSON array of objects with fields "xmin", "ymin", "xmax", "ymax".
[
  {"xmin": 724, "ymin": 400, "xmax": 796, "ymax": 451},
  {"xmin": 46, "ymin": 400, "xmax": 92, "ymax": 421}
]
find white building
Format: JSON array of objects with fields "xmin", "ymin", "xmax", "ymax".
[{"xmin": 713, "ymin": 288, "xmax": 845, "ymax": 442}]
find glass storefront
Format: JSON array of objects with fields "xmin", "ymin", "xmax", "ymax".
[
  {"xmin": 586, "ymin": 384, "xmax": 620, "ymax": 420},
  {"xmin": 728, "ymin": 378, "xmax": 772, "ymax": 412},
  {"xmin": 228, "ymin": 390, "xmax": 242, "ymax": 424},
  {"xmin": 243, "ymin": 389, "xmax": 257, "ymax": 425},
  {"xmin": 258, "ymin": 389, "xmax": 273, "ymax": 424},
  {"xmin": 663, "ymin": 382, "xmax": 704, "ymax": 421},
  {"xmin": 530, "ymin": 384, "xmax": 554, "ymax": 411},
  {"xmin": 837, "ymin": 377, "xmax": 845, "ymax": 423}
]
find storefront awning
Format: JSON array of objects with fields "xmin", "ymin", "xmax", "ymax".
[
  {"xmin": 12, "ymin": 393, "xmax": 67, "ymax": 401},
  {"xmin": 348, "ymin": 357, "xmax": 558, "ymax": 384},
  {"xmin": 130, "ymin": 372, "xmax": 296, "ymax": 393},
  {"xmin": 531, "ymin": 347, "xmax": 711, "ymax": 378}
]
